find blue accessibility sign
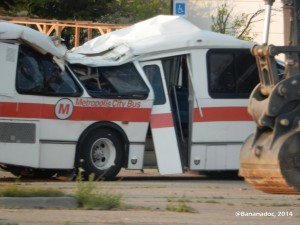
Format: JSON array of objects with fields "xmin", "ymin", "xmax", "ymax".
[
  {"xmin": 173, "ymin": 0, "xmax": 187, "ymax": 17},
  {"xmin": 175, "ymin": 3, "xmax": 186, "ymax": 15}
]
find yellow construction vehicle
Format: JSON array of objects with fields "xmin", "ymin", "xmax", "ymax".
[{"xmin": 240, "ymin": 0, "xmax": 300, "ymax": 194}]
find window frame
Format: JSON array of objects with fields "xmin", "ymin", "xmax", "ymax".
[
  {"xmin": 70, "ymin": 62, "xmax": 150, "ymax": 100},
  {"xmin": 206, "ymin": 49, "xmax": 260, "ymax": 99},
  {"xmin": 15, "ymin": 45, "xmax": 83, "ymax": 97},
  {"xmin": 143, "ymin": 64, "xmax": 166, "ymax": 105}
]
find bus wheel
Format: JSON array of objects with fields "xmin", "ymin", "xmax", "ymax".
[{"xmin": 80, "ymin": 128, "xmax": 124, "ymax": 180}]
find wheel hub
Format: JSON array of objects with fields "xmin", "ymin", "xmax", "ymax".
[{"xmin": 90, "ymin": 138, "xmax": 116, "ymax": 170}]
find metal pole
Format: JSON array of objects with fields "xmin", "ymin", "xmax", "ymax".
[{"xmin": 262, "ymin": 0, "xmax": 275, "ymax": 44}]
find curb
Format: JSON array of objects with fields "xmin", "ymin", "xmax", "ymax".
[{"xmin": 0, "ymin": 196, "xmax": 79, "ymax": 209}]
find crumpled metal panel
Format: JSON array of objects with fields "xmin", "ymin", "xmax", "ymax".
[
  {"xmin": 67, "ymin": 15, "xmax": 254, "ymax": 67},
  {"xmin": 0, "ymin": 21, "xmax": 66, "ymax": 58}
]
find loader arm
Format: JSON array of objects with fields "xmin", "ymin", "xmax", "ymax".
[{"xmin": 239, "ymin": 0, "xmax": 300, "ymax": 194}]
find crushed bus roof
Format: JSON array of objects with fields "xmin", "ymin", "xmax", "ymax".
[
  {"xmin": 0, "ymin": 20, "xmax": 66, "ymax": 58},
  {"xmin": 66, "ymin": 15, "xmax": 254, "ymax": 67},
  {"xmin": 1, "ymin": 16, "xmax": 254, "ymax": 67}
]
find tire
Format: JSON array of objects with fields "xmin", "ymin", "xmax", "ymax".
[{"xmin": 79, "ymin": 128, "xmax": 124, "ymax": 180}]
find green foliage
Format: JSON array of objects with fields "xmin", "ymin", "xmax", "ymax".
[
  {"xmin": 205, "ymin": 200, "xmax": 219, "ymax": 204},
  {"xmin": 0, "ymin": 223, "xmax": 18, "ymax": 225},
  {"xmin": 0, "ymin": 186, "xmax": 65, "ymax": 197},
  {"xmin": 123, "ymin": 0, "xmax": 170, "ymax": 23},
  {"xmin": 0, "ymin": 0, "xmax": 170, "ymax": 23},
  {"xmin": 61, "ymin": 223, "xmax": 79, "ymax": 225},
  {"xmin": 0, "ymin": 0, "xmax": 28, "ymax": 16},
  {"xmin": 74, "ymin": 170, "xmax": 122, "ymax": 210},
  {"xmin": 100, "ymin": 0, "xmax": 170, "ymax": 23},
  {"xmin": 211, "ymin": 3, "xmax": 262, "ymax": 41},
  {"xmin": 0, "ymin": 169, "xmax": 122, "ymax": 211},
  {"xmin": 31, "ymin": 0, "xmax": 117, "ymax": 20},
  {"xmin": 166, "ymin": 202, "xmax": 195, "ymax": 213},
  {"xmin": 0, "ymin": 0, "xmax": 116, "ymax": 20},
  {"xmin": 167, "ymin": 195, "xmax": 191, "ymax": 203},
  {"xmin": 165, "ymin": 195, "xmax": 195, "ymax": 213}
]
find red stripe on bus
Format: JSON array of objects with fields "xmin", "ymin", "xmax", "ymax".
[
  {"xmin": 0, "ymin": 102, "xmax": 151, "ymax": 122},
  {"xmin": 193, "ymin": 107, "xmax": 252, "ymax": 122},
  {"xmin": 0, "ymin": 102, "xmax": 252, "ymax": 123},
  {"xmin": 151, "ymin": 113, "xmax": 174, "ymax": 129},
  {"xmin": 72, "ymin": 106, "xmax": 151, "ymax": 122}
]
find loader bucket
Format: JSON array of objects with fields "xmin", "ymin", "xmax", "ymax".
[{"xmin": 239, "ymin": 130, "xmax": 300, "ymax": 194}]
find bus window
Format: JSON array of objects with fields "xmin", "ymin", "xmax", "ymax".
[
  {"xmin": 207, "ymin": 49, "xmax": 259, "ymax": 98},
  {"xmin": 143, "ymin": 65, "xmax": 166, "ymax": 105},
  {"xmin": 16, "ymin": 45, "xmax": 82, "ymax": 97},
  {"xmin": 72, "ymin": 63, "xmax": 149, "ymax": 99}
]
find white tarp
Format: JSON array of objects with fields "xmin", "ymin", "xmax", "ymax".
[
  {"xmin": 0, "ymin": 21, "xmax": 66, "ymax": 58},
  {"xmin": 67, "ymin": 15, "xmax": 254, "ymax": 67}
]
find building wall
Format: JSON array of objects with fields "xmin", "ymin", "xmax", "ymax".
[{"xmin": 185, "ymin": 0, "xmax": 284, "ymax": 46}]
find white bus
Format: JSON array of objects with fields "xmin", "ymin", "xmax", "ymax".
[{"xmin": 0, "ymin": 16, "xmax": 277, "ymax": 180}]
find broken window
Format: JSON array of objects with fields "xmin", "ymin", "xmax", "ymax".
[
  {"xmin": 16, "ymin": 45, "xmax": 82, "ymax": 96},
  {"xmin": 71, "ymin": 63, "xmax": 149, "ymax": 99}
]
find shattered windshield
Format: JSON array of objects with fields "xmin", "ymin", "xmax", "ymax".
[{"xmin": 71, "ymin": 63, "xmax": 149, "ymax": 99}]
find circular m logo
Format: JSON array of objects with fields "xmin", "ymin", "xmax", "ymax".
[{"xmin": 55, "ymin": 98, "xmax": 74, "ymax": 120}]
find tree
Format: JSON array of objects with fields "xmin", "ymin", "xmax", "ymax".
[
  {"xmin": 0, "ymin": 0, "xmax": 28, "ymax": 16},
  {"xmin": 31, "ymin": 0, "xmax": 118, "ymax": 20},
  {"xmin": 124, "ymin": 0, "xmax": 170, "ymax": 23},
  {"xmin": 0, "ymin": 0, "xmax": 170, "ymax": 23},
  {"xmin": 0, "ymin": 0, "xmax": 170, "ymax": 48},
  {"xmin": 211, "ymin": 3, "xmax": 264, "ymax": 41},
  {"xmin": 0, "ymin": 0, "xmax": 117, "ymax": 20},
  {"xmin": 100, "ymin": 0, "xmax": 170, "ymax": 24}
]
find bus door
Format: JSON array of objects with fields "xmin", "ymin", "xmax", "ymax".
[{"xmin": 141, "ymin": 61, "xmax": 183, "ymax": 175}]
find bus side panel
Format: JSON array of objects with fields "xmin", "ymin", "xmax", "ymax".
[
  {"xmin": 192, "ymin": 120, "xmax": 256, "ymax": 143},
  {"xmin": 189, "ymin": 49, "xmax": 256, "ymax": 171},
  {"xmin": 205, "ymin": 144, "xmax": 240, "ymax": 170},
  {"xmin": 0, "ymin": 43, "xmax": 41, "ymax": 167},
  {"xmin": 189, "ymin": 143, "xmax": 241, "ymax": 170},
  {"xmin": 0, "ymin": 120, "xmax": 40, "ymax": 167},
  {"xmin": 127, "ymin": 143, "xmax": 145, "ymax": 169},
  {"xmin": 39, "ymin": 143, "xmax": 75, "ymax": 169},
  {"xmin": 0, "ymin": 43, "xmax": 18, "ymax": 97}
]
